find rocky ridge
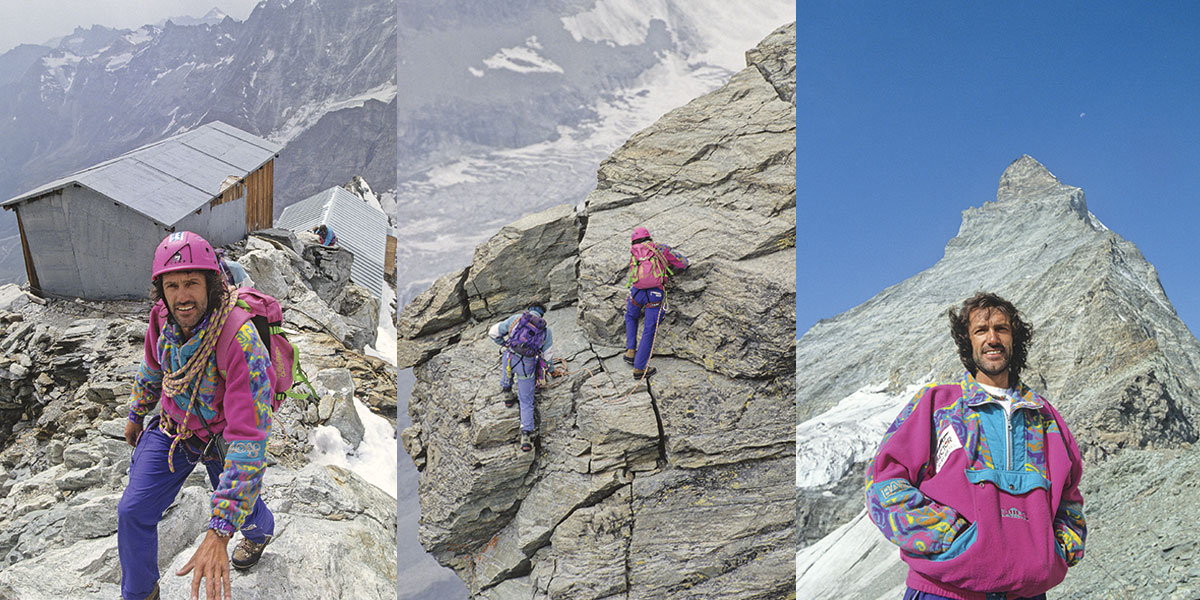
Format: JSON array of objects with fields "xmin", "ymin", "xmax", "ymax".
[
  {"xmin": 796, "ymin": 155, "xmax": 1200, "ymax": 598},
  {"xmin": 0, "ymin": 231, "xmax": 397, "ymax": 598},
  {"xmin": 398, "ymin": 23, "xmax": 795, "ymax": 600}
]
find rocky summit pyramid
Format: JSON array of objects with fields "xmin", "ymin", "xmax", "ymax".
[
  {"xmin": 797, "ymin": 155, "xmax": 1200, "ymax": 599},
  {"xmin": 398, "ymin": 23, "xmax": 795, "ymax": 600}
]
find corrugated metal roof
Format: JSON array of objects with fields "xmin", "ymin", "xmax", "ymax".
[
  {"xmin": 2, "ymin": 121, "xmax": 281, "ymax": 226},
  {"xmin": 276, "ymin": 186, "xmax": 389, "ymax": 299}
]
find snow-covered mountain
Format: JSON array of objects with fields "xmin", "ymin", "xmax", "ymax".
[
  {"xmin": 0, "ymin": 0, "xmax": 397, "ymax": 286},
  {"xmin": 392, "ymin": 0, "xmax": 796, "ymax": 304}
]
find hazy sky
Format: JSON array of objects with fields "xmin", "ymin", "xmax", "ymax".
[
  {"xmin": 0, "ymin": 1, "xmax": 263, "ymax": 53},
  {"xmin": 799, "ymin": 2, "xmax": 1200, "ymax": 337}
]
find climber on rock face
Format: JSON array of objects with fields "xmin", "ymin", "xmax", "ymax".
[
  {"xmin": 489, "ymin": 303, "xmax": 561, "ymax": 452},
  {"xmin": 864, "ymin": 292, "xmax": 1086, "ymax": 600},
  {"xmin": 118, "ymin": 231, "xmax": 276, "ymax": 600},
  {"xmin": 624, "ymin": 226, "xmax": 688, "ymax": 380}
]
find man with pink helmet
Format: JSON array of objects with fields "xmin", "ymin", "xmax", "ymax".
[
  {"xmin": 118, "ymin": 231, "xmax": 276, "ymax": 600},
  {"xmin": 624, "ymin": 226, "xmax": 688, "ymax": 379}
]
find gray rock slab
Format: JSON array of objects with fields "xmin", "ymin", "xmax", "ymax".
[
  {"xmin": 464, "ymin": 204, "xmax": 581, "ymax": 321},
  {"xmin": 627, "ymin": 458, "xmax": 795, "ymax": 600}
]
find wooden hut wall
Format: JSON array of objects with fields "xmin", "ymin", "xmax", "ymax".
[
  {"xmin": 244, "ymin": 159, "xmax": 274, "ymax": 232},
  {"xmin": 385, "ymin": 235, "xmax": 397, "ymax": 278}
]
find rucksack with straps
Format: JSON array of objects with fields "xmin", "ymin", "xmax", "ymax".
[
  {"xmin": 149, "ymin": 287, "xmax": 316, "ymax": 411},
  {"xmin": 627, "ymin": 242, "xmax": 677, "ymax": 289},
  {"xmin": 506, "ymin": 311, "xmax": 547, "ymax": 357}
]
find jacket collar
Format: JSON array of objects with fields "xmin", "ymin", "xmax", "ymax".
[{"xmin": 959, "ymin": 371, "xmax": 1044, "ymax": 410}]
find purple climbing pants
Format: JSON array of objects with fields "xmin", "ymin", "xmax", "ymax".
[
  {"xmin": 118, "ymin": 417, "xmax": 273, "ymax": 600},
  {"xmin": 502, "ymin": 349, "xmax": 540, "ymax": 433},
  {"xmin": 625, "ymin": 287, "xmax": 664, "ymax": 371},
  {"xmin": 904, "ymin": 588, "xmax": 1047, "ymax": 600}
]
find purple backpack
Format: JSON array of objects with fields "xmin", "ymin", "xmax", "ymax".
[{"xmin": 506, "ymin": 311, "xmax": 547, "ymax": 357}]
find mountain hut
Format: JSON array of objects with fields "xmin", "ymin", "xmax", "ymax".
[{"xmin": 1, "ymin": 121, "xmax": 281, "ymax": 300}]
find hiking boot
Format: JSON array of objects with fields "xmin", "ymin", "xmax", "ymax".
[
  {"xmin": 623, "ymin": 349, "xmax": 636, "ymax": 364},
  {"xmin": 502, "ymin": 386, "xmax": 516, "ymax": 408},
  {"xmin": 520, "ymin": 432, "xmax": 533, "ymax": 452},
  {"xmin": 231, "ymin": 535, "xmax": 272, "ymax": 570},
  {"xmin": 632, "ymin": 366, "xmax": 657, "ymax": 380},
  {"xmin": 134, "ymin": 583, "xmax": 160, "ymax": 600}
]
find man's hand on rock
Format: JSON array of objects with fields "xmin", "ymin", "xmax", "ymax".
[
  {"xmin": 124, "ymin": 420, "xmax": 143, "ymax": 447},
  {"xmin": 177, "ymin": 529, "xmax": 232, "ymax": 600}
]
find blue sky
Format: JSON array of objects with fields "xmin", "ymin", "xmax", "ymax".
[{"xmin": 798, "ymin": 3, "xmax": 1200, "ymax": 337}]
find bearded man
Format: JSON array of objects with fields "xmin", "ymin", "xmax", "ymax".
[{"xmin": 865, "ymin": 292, "xmax": 1086, "ymax": 600}]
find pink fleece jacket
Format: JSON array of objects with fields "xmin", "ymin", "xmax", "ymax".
[{"xmin": 865, "ymin": 373, "xmax": 1086, "ymax": 599}]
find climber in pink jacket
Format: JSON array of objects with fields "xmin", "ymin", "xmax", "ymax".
[{"xmin": 865, "ymin": 292, "xmax": 1086, "ymax": 600}]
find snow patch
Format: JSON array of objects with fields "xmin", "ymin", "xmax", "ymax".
[
  {"xmin": 365, "ymin": 282, "xmax": 397, "ymax": 367},
  {"xmin": 105, "ymin": 52, "xmax": 134, "ymax": 72},
  {"xmin": 797, "ymin": 510, "xmax": 906, "ymax": 600},
  {"xmin": 269, "ymin": 82, "xmax": 397, "ymax": 145},
  {"xmin": 468, "ymin": 66, "xmax": 484, "ymax": 78},
  {"xmin": 561, "ymin": 0, "xmax": 795, "ymax": 69},
  {"xmin": 264, "ymin": 49, "xmax": 276, "ymax": 62},
  {"xmin": 560, "ymin": 0, "xmax": 671, "ymax": 46},
  {"xmin": 481, "ymin": 37, "xmax": 563, "ymax": 74},
  {"xmin": 124, "ymin": 27, "xmax": 154, "ymax": 45},
  {"xmin": 796, "ymin": 381, "xmax": 927, "ymax": 489},
  {"xmin": 41, "ymin": 53, "xmax": 82, "ymax": 70},
  {"xmin": 307, "ymin": 399, "xmax": 397, "ymax": 499}
]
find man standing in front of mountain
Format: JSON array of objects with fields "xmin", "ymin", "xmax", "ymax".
[{"xmin": 865, "ymin": 292, "xmax": 1086, "ymax": 600}]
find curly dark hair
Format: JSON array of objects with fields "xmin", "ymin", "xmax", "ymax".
[
  {"xmin": 150, "ymin": 270, "xmax": 229, "ymax": 327},
  {"xmin": 947, "ymin": 292, "xmax": 1033, "ymax": 384}
]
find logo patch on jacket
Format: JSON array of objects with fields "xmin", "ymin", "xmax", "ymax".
[
  {"xmin": 1001, "ymin": 507, "xmax": 1028, "ymax": 521},
  {"xmin": 935, "ymin": 425, "xmax": 963, "ymax": 473}
]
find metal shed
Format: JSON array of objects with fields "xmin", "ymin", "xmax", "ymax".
[
  {"xmin": 1, "ymin": 121, "xmax": 281, "ymax": 300},
  {"xmin": 275, "ymin": 186, "xmax": 390, "ymax": 300}
]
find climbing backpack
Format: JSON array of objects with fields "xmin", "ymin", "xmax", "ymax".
[
  {"xmin": 148, "ymin": 287, "xmax": 317, "ymax": 411},
  {"xmin": 627, "ymin": 242, "xmax": 676, "ymax": 289},
  {"xmin": 505, "ymin": 311, "xmax": 547, "ymax": 357}
]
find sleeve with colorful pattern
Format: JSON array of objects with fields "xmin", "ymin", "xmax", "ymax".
[
  {"xmin": 1051, "ymin": 406, "xmax": 1087, "ymax": 567},
  {"xmin": 864, "ymin": 384, "xmax": 968, "ymax": 556},
  {"xmin": 128, "ymin": 361, "xmax": 163, "ymax": 424},
  {"xmin": 1053, "ymin": 500, "xmax": 1086, "ymax": 566},
  {"xmin": 210, "ymin": 320, "xmax": 274, "ymax": 529},
  {"xmin": 658, "ymin": 243, "xmax": 689, "ymax": 270}
]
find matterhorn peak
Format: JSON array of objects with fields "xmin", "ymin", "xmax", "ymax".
[{"xmin": 995, "ymin": 154, "xmax": 1074, "ymax": 204}]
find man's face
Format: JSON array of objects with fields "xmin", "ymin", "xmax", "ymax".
[
  {"xmin": 161, "ymin": 270, "xmax": 208, "ymax": 335},
  {"xmin": 969, "ymin": 307, "xmax": 1013, "ymax": 381}
]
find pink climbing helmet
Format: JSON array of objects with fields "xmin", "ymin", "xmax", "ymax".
[
  {"xmin": 151, "ymin": 231, "xmax": 220, "ymax": 280},
  {"xmin": 631, "ymin": 226, "xmax": 651, "ymax": 242}
]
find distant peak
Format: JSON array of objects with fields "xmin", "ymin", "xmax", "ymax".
[{"xmin": 996, "ymin": 154, "xmax": 1065, "ymax": 204}]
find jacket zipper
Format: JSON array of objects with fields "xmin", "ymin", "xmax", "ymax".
[{"xmin": 1006, "ymin": 406, "xmax": 1013, "ymax": 470}]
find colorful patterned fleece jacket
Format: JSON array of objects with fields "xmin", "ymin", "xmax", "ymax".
[
  {"xmin": 865, "ymin": 373, "xmax": 1086, "ymax": 599},
  {"xmin": 128, "ymin": 308, "xmax": 275, "ymax": 534}
]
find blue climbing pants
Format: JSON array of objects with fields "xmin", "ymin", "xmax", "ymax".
[
  {"xmin": 502, "ymin": 349, "xmax": 540, "ymax": 433},
  {"xmin": 624, "ymin": 287, "xmax": 664, "ymax": 371},
  {"xmin": 904, "ymin": 588, "xmax": 1046, "ymax": 600},
  {"xmin": 118, "ymin": 416, "xmax": 273, "ymax": 600}
]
